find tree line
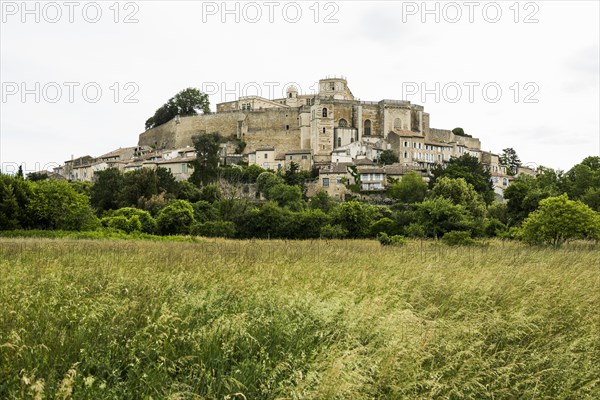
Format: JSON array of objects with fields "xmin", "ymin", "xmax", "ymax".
[{"xmin": 2, "ymin": 144, "xmax": 599, "ymax": 246}]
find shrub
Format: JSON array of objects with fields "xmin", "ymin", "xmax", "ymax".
[
  {"xmin": 520, "ymin": 194, "xmax": 600, "ymax": 246},
  {"xmin": 403, "ymin": 223, "xmax": 426, "ymax": 238},
  {"xmin": 156, "ymin": 200, "xmax": 195, "ymax": 235},
  {"xmin": 377, "ymin": 232, "xmax": 406, "ymax": 246},
  {"xmin": 320, "ymin": 224, "xmax": 348, "ymax": 239},
  {"xmin": 110, "ymin": 207, "xmax": 157, "ymax": 234},
  {"xmin": 441, "ymin": 231, "xmax": 478, "ymax": 246},
  {"xmin": 193, "ymin": 220, "xmax": 236, "ymax": 238},
  {"xmin": 370, "ymin": 217, "xmax": 399, "ymax": 237}
]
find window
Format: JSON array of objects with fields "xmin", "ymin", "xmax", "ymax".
[
  {"xmin": 404, "ymin": 152, "xmax": 408, "ymax": 158},
  {"xmin": 264, "ymin": 153, "xmax": 268, "ymax": 159},
  {"xmin": 323, "ymin": 127, "xmax": 326, "ymax": 134},
  {"xmin": 364, "ymin": 119, "xmax": 371, "ymax": 136},
  {"xmin": 286, "ymin": 125, "xmax": 289, "ymax": 130},
  {"xmin": 503, "ymin": 178, "xmax": 508, "ymax": 186},
  {"xmin": 338, "ymin": 118, "xmax": 348, "ymax": 127},
  {"xmin": 337, "ymin": 137, "xmax": 342, "ymax": 147},
  {"xmin": 404, "ymin": 141, "xmax": 408, "ymax": 147},
  {"xmin": 288, "ymin": 93, "xmax": 292, "ymax": 98},
  {"xmin": 336, "ymin": 177, "xmax": 342, "ymax": 184},
  {"xmin": 322, "ymin": 108, "xmax": 328, "ymax": 117},
  {"xmin": 302, "ymin": 155, "xmax": 307, "ymax": 160},
  {"xmin": 289, "ymin": 156, "xmax": 293, "ymax": 160},
  {"xmin": 330, "ymin": 82, "xmax": 335, "ymax": 90},
  {"xmin": 182, "ymin": 163, "xmax": 188, "ymax": 173},
  {"xmin": 413, "ymin": 143, "xmax": 417, "ymax": 148},
  {"xmin": 322, "ymin": 178, "xmax": 330, "ymax": 187}
]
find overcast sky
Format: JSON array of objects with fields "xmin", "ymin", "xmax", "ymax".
[{"xmin": 1, "ymin": 0, "xmax": 599, "ymax": 174}]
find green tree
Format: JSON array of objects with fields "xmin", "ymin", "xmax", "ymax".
[
  {"xmin": 309, "ymin": 190, "xmax": 336, "ymax": 213},
  {"xmin": 199, "ymin": 184, "xmax": 222, "ymax": 203},
  {"xmin": 416, "ymin": 197, "xmax": 473, "ymax": 239},
  {"xmin": 452, "ymin": 127, "xmax": 472, "ymax": 138},
  {"xmin": 27, "ymin": 180, "xmax": 99, "ymax": 231},
  {"xmin": 267, "ymin": 184, "xmax": 303, "ymax": 209},
  {"xmin": 563, "ymin": 156, "xmax": 600, "ymax": 200},
  {"xmin": 331, "ymin": 201, "xmax": 373, "ymax": 238},
  {"xmin": 190, "ymin": 133, "xmax": 222, "ymax": 186},
  {"xmin": 503, "ymin": 174, "xmax": 557, "ymax": 226},
  {"xmin": 177, "ymin": 180, "xmax": 203, "ymax": 202},
  {"xmin": 156, "ymin": 167, "xmax": 178, "ymax": 195},
  {"xmin": 120, "ymin": 168, "xmax": 160, "ymax": 207},
  {"xmin": 156, "ymin": 200, "xmax": 195, "ymax": 235},
  {"xmin": 91, "ymin": 168, "xmax": 124, "ymax": 211},
  {"xmin": 26, "ymin": 171, "xmax": 49, "ymax": 182},
  {"xmin": 0, "ymin": 177, "xmax": 20, "ymax": 230},
  {"xmin": 145, "ymin": 88, "xmax": 210, "ymax": 130},
  {"xmin": 430, "ymin": 176, "xmax": 485, "ymax": 219},
  {"xmin": 387, "ymin": 171, "xmax": 427, "ymax": 204},
  {"xmin": 378, "ymin": 150, "xmax": 399, "ymax": 165},
  {"xmin": 500, "ymin": 148, "xmax": 522, "ymax": 176},
  {"xmin": 109, "ymin": 207, "xmax": 157, "ymax": 234},
  {"xmin": 256, "ymin": 172, "xmax": 284, "ymax": 196},
  {"xmin": 430, "ymin": 154, "xmax": 494, "ymax": 204},
  {"xmin": 520, "ymin": 194, "xmax": 600, "ymax": 246}
]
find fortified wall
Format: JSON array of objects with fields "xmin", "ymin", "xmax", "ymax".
[{"xmin": 138, "ymin": 109, "xmax": 302, "ymax": 154}]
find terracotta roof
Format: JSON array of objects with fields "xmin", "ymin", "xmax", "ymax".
[
  {"xmin": 360, "ymin": 168, "xmax": 385, "ymax": 174},
  {"xmin": 98, "ymin": 147, "xmax": 136, "ymax": 159},
  {"xmin": 255, "ymin": 147, "xmax": 275, "ymax": 151},
  {"xmin": 384, "ymin": 164, "xmax": 417, "ymax": 175},
  {"xmin": 354, "ymin": 158, "xmax": 375, "ymax": 166},
  {"xmin": 320, "ymin": 163, "xmax": 352, "ymax": 174}
]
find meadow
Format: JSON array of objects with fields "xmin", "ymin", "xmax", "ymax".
[{"xmin": 0, "ymin": 238, "xmax": 598, "ymax": 399}]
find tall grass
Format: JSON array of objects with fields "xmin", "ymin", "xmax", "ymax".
[{"xmin": 0, "ymin": 238, "xmax": 598, "ymax": 399}]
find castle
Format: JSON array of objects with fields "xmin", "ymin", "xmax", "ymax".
[
  {"xmin": 139, "ymin": 76, "xmax": 484, "ymax": 168},
  {"xmin": 56, "ymin": 77, "xmax": 517, "ymax": 199}
]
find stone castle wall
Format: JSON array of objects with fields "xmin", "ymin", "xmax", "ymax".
[
  {"xmin": 138, "ymin": 109, "xmax": 302, "ymax": 153},
  {"xmin": 429, "ymin": 128, "xmax": 481, "ymax": 150}
]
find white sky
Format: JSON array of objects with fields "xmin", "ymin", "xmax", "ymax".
[{"xmin": 1, "ymin": 0, "xmax": 599, "ymax": 174}]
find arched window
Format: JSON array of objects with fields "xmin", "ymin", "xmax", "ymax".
[
  {"xmin": 338, "ymin": 118, "xmax": 348, "ymax": 127},
  {"xmin": 364, "ymin": 119, "xmax": 372, "ymax": 136},
  {"xmin": 393, "ymin": 118, "xmax": 402, "ymax": 130},
  {"xmin": 322, "ymin": 108, "xmax": 328, "ymax": 117},
  {"xmin": 337, "ymin": 137, "xmax": 342, "ymax": 147}
]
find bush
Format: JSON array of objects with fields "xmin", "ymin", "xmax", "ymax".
[
  {"xmin": 403, "ymin": 223, "xmax": 426, "ymax": 238},
  {"xmin": 520, "ymin": 194, "xmax": 600, "ymax": 246},
  {"xmin": 377, "ymin": 232, "xmax": 406, "ymax": 246},
  {"xmin": 193, "ymin": 220, "xmax": 236, "ymax": 238},
  {"xmin": 320, "ymin": 224, "xmax": 348, "ymax": 239},
  {"xmin": 441, "ymin": 231, "xmax": 478, "ymax": 246},
  {"xmin": 110, "ymin": 207, "xmax": 157, "ymax": 234},
  {"xmin": 370, "ymin": 217, "xmax": 400, "ymax": 237},
  {"xmin": 484, "ymin": 218, "xmax": 506, "ymax": 237},
  {"xmin": 156, "ymin": 200, "xmax": 195, "ymax": 235}
]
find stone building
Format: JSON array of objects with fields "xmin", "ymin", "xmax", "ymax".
[{"xmin": 138, "ymin": 76, "xmax": 483, "ymax": 170}]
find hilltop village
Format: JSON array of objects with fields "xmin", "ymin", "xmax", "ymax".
[{"xmin": 54, "ymin": 77, "xmax": 534, "ymax": 200}]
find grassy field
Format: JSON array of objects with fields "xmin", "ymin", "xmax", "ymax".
[{"xmin": 0, "ymin": 238, "xmax": 598, "ymax": 399}]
